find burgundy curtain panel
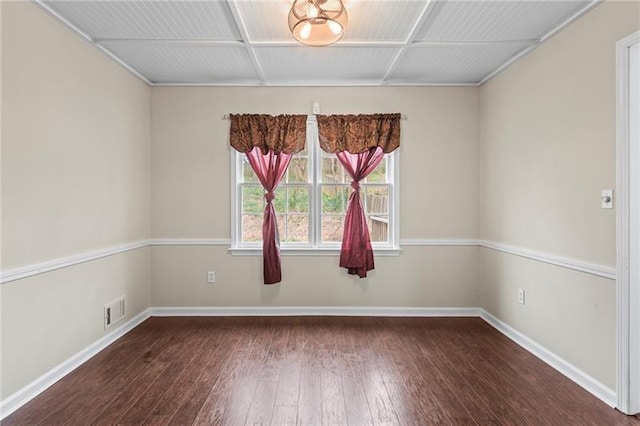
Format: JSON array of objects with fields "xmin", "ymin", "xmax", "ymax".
[
  {"xmin": 230, "ymin": 114, "xmax": 306, "ymax": 284},
  {"xmin": 317, "ymin": 114, "xmax": 401, "ymax": 278},
  {"xmin": 245, "ymin": 147, "xmax": 291, "ymax": 284},
  {"xmin": 336, "ymin": 147, "xmax": 385, "ymax": 277}
]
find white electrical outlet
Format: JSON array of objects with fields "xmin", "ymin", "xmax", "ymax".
[
  {"xmin": 517, "ymin": 288, "xmax": 526, "ymax": 305},
  {"xmin": 207, "ymin": 271, "xmax": 216, "ymax": 283}
]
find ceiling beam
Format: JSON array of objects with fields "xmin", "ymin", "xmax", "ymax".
[
  {"xmin": 249, "ymin": 40, "xmax": 406, "ymax": 47},
  {"xmin": 91, "ymin": 39, "xmax": 541, "ymax": 49},
  {"xmin": 93, "ymin": 39, "xmax": 245, "ymax": 47},
  {"xmin": 225, "ymin": 0, "xmax": 267, "ymax": 84},
  {"xmin": 411, "ymin": 40, "xmax": 540, "ymax": 48},
  {"xmin": 380, "ymin": 0, "xmax": 439, "ymax": 84}
]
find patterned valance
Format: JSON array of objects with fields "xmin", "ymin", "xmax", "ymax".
[
  {"xmin": 229, "ymin": 114, "xmax": 307, "ymax": 155},
  {"xmin": 317, "ymin": 113, "xmax": 401, "ymax": 154}
]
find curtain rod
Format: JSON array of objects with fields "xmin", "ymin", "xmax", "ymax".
[{"xmin": 222, "ymin": 114, "xmax": 408, "ymax": 120}]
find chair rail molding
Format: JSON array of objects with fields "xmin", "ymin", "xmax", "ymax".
[
  {"xmin": 150, "ymin": 238, "xmax": 231, "ymax": 246},
  {"xmin": 0, "ymin": 238, "xmax": 618, "ymax": 284},
  {"xmin": 481, "ymin": 241, "xmax": 616, "ymax": 280},
  {"xmin": 0, "ymin": 240, "xmax": 149, "ymax": 284}
]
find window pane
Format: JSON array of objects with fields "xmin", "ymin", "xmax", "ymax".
[
  {"xmin": 321, "ymin": 157, "xmax": 345, "ymax": 183},
  {"xmin": 233, "ymin": 122, "xmax": 396, "ymax": 251},
  {"xmin": 287, "ymin": 158, "xmax": 308, "ymax": 183},
  {"xmin": 322, "ymin": 215, "xmax": 344, "ymax": 242},
  {"xmin": 242, "ymin": 158, "xmax": 258, "ymax": 183},
  {"xmin": 242, "ymin": 214, "xmax": 263, "ymax": 242},
  {"xmin": 277, "ymin": 213, "xmax": 286, "ymax": 241},
  {"xmin": 322, "ymin": 185, "xmax": 348, "ymax": 213},
  {"xmin": 365, "ymin": 185, "xmax": 389, "ymax": 214},
  {"xmin": 367, "ymin": 215, "xmax": 389, "ymax": 243},
  {"xmin": 242, "ymin": 186, "xmax": 264, "ymax": 214},
  {"xmin": 285, "ymin": 214, "xmax": 309, "ymax": 243},
  {"xmin": 274, "ymin": 187, "xmax": 286, "ymax": 212},
  {"xmin": 288, "ymin": 187, "xmax": 309, "ymax": 213},
  {"xmin": 366, "ymin": 157, "xmax": 387, "ymax": 183}
]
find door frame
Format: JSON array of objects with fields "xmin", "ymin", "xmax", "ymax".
[{"xmin": 616, "ymin": 29, "xmax": 640, "ymax": 415}]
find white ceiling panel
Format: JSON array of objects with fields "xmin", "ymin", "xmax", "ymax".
[
  {"xmin": 35, "ymin": 0, "xmax": 600, "ymax": 85},
  {"xmin": 255, "ymin": 46, "xmax": 400, "ymax": 84},
  {"xmin": 343, "ymin": 1, "xmax": 428, "ymax": 42},
  {"xmin": 42, "ymin": 1, "xmax": 242, "ymax": 40},
  {"xmin": 415, "ymin": 1, "xmax": 592, "ymax": 42},
  {"xmin": 100, "ymin": 42, "xmax": 260, "ymax": 84},
  {"xmin": 389, "ymin": 43, "xmax": 533, "ymax": 84},
  {"xmin": 237, "ymin": 1, "xmax": 428, "ymax": 42},
  {"xmin": 234, "ymin": 1, "xmax": 295, "ymax": 42}
]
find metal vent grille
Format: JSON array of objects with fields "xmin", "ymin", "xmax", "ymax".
[{"xmin": 104, "ymin": 296, "xmax": 126, "ymax": 330}]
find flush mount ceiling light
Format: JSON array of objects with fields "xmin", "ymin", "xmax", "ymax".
[{"xmin": 288, "ymin": 0, "xmax": 348, "ymax": 47}]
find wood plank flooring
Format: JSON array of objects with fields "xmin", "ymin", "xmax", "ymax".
[{"xmin": 3, "ymin": 317, "xmax": 639, "ymax": 425}]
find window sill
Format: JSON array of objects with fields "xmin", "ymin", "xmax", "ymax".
[{"xmin": 228, "ymin": 247, "xmax": 402, "ymax": 257}]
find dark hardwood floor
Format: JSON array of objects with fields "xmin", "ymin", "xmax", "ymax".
[{"xmin": 3, "ymin": 316, "xmax": 639, "ymax": 425}]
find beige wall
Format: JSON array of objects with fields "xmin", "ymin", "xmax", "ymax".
[
  {"xmin": 152, "ymin": 246, "xmax": 479, "ymax": 307},
  {"xmin": 151, "ymin": 86, "xmax": 481, "ymax": 306},
  {"xmin": 2, "ymin": 4, "xmax": 150, "ymax": 268},
  {"xmin": 479, "ymin": 0, "xmax": 640, "ymax": 389},
  {"xmin": 151, "ymin": 87, "xmax": 480, "ymax": 239},
  {"xmin": 2, "ymin": 0, "xmax": 635, "ymax": 407},
  {"xmin": 1, "ymin": 249, "xmax": 150, "ymax": 399},
  {"xmin": 1, "ymin": 2, "xmax": 151, "ymax": 399}
]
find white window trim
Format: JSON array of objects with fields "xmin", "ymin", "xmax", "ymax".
[{"xmin": 229, "ymin": 116, "xmax": 401, "ymax": 256}]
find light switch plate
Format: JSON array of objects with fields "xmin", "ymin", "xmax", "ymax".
[{"xmin": 601, "ymin": 189, "xmax": 614, "ymax": 209}]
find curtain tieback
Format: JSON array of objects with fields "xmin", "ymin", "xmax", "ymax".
[
  {"xmin": 265, "ymin": 191, "xmax": 275, "ymax": 202},
  {"xmin": 351, "ymin": 181, "xmax": 360, "ymax": 191}
]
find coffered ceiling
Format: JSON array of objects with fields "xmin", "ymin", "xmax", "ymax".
[{"xmin": 36, "ymin": 0, "xmax": 599, "ymax": 86}]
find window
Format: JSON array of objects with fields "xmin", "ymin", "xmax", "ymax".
[{"xmin": 230, "ymin": 116, "xmax": 399, "ymax": 255}]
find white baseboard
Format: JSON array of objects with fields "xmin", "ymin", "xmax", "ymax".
[
  {"xmin": 149, "ymin": 306, "xmax": 481, "ymax": 317},
  {"xmin": 0, "ymin": 306, "xmax": 617, "ymax": 420},
  {"xmin": 0, "ymin": 308, "xmax": 152, "ymax": 420},
  {"xmin": 480, "ymin": 309, "xmax": 617, "ymax": 408}
]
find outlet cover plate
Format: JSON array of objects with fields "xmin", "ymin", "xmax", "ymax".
[{"xmin": 601, "ymin": 189, "xmax": 614, "ymax": 209}]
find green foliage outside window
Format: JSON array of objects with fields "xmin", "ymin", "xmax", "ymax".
[{"xmin": 241, "ymin": 154, "xmax": 389, "ymax": 244}]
